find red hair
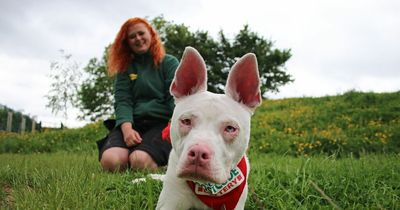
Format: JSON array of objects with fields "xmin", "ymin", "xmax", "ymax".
[{"xmin": 107, "ymin": 17, "xmax": 165, "ymax": 75}]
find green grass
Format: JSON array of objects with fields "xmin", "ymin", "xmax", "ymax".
[
  {"xmin": 1, "ymin": 91, "xmax": 399, "ymax": 157},
  {"xmin": 251, "ymin": 91, "xmax": 400, "ymax": 156},
  {"xmin": 0, "ymin": 122, "xmax": 107, "ymax": 154},
  {"xmin": 0, "ymin": 152, "xmax": 162, "ymax": 210},
  {"xmin": 248, "ymin": 153, "xmax": 400, "ymax": 209},
  {"xmin": 1, "ymin": 152, "xmax": 399, "ymax": 209}
]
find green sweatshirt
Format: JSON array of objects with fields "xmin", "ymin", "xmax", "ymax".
[{"xmin": 114, "ymin": 52, "xmax": 179, "ymax": 127}]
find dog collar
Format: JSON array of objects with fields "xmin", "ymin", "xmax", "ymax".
[{"xmin": 186, "ymin": 156, "xmax": 248, "ymax": 210}]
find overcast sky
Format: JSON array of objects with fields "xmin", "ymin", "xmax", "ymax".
[{"xmin": 1, "ymin": 0, "xmax": 399, "ymax": 128}]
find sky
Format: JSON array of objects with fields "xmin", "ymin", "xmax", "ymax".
[{"xmin": 1, "ymin": 0, "xmax": 399, "ymax": 128}]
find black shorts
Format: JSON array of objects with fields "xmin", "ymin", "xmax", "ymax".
[{"xmin": 96, "ymin": 119, "xmax": 172, "ymax": 166}]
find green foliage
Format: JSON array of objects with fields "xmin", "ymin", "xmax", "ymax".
[
  {"xmin": 0, "ymin": 122, "xmax": 107, "ymax": 154},
  {"xmin": 247, "ymin": 153, "xmax": 400, "ymax": 209},
  {"xmin": 250, "ymin": 90, "xmax": 400, "ymax": 157},
  {"xmin": 1, "ymin": 153, "xmax": 399, "ymax": 209},
  {"xmin": 153, "ymin": 16, "xmax": 293, "ymax": 94},
  {"xmin": 0, "ymin": 153, "xmax": 163, "ymax": 209},
  {"xmin": 1, "ymin": 91, "xmax": 400, "ymax": 209},
  {"xmin": 76, "ymin": 48, "xmax": 115, "ymax": 121},
  {"xmin": 45, "ymin": 50, "xmax": 81, "ymax": 119},
  {"xmin": 220, "ymin": 25, "xmax": 293, "ymax": 94},
  {"xmin": 1, "ymin": 91, "xmax": 399, "ymax": 157}
]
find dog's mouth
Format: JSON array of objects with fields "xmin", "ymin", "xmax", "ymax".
[
  {"xmin": 178, "ymin": 172, "xmax": 218, "ymax": 184},
  {"xmin": 177, "ymin": 165, "xmax": 228, "ymax": 184}
]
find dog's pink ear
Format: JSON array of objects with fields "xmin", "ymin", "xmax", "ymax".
[
  {"xmin": 170, "ymin": 47, "xmax": 207, "ymax": 99},
  {"xmin": 225, "ymin": 53, "xmax": 262, "ymax": 109}
]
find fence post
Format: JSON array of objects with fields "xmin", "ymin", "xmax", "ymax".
[
  {"xmin": 7, "ymin": 112, "xmax": 13, "ymax": 132},
  {"xmin": 20, "ymin": 117, "xmax": 26, "ymax": 133},
  {"xmin": 32, "ymin": 118, "xmax": 36, "ymax": 133}
]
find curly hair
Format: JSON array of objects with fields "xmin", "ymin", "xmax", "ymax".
[{"xmin": 107, "ymin": 17, "xmax": 165, "ymax": 75}]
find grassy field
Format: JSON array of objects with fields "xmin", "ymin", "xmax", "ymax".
[
  {"xmin": 1, "ymin": 91, "xmax": 399, "ymax": 209},
  {"xmin": 0, "ymin": 152, "xmax": 399, "ymax": 209},
  {"xmin": 250, "ymin": 91, "xmax": 400, "ymax": 157}
]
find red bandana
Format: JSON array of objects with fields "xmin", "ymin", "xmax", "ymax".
[
  {"xmin": 186, "ymin": 157, "xmax": 248, "ymax": 210},
  {"xmin": 161, "ymin": 122, "xmax": 171, "ymax": 144}
]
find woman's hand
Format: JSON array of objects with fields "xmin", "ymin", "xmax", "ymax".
[{"xmin": 121, "ymin": 122, "xmax": 142, "ymax": 146}]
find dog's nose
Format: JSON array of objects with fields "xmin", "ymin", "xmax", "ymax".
[{"xmin": 187, "ymin": 145, "xmax": 212, "ymax": 165}]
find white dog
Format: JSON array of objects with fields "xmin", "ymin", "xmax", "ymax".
[{"xmin": 156, "ymin": 47, "xmax": 261, "ymax": 210}]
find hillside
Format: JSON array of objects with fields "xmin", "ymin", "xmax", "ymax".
[
  {"xmin": 0, "ymin": 91, "xmax": 399, "ymax": 156},
  {"xmin": 0, "ymin": 91, "xmax": 399, "ymax": 209},
  {"xmin": 251, "ymin": 90, "xmax": 400, "ymax": 156}
]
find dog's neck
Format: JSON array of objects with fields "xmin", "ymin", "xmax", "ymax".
[{"xmin": 186, "ymin": 156, "xmax": 248, "ymax": 210}]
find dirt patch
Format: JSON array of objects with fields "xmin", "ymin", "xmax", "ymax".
[{"xmin": 1, "ymin": 184, "xmax": 15, "ymax": 209}]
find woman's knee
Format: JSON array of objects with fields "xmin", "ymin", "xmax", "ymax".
[
  {"xmin": 100, "ymin": 148, "xmax": 129, "ymax": 172},
  {"xmin": 129, "ymin": 150, "xmax": 158, "ymax": 170}
]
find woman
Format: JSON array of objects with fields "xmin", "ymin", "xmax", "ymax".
[{"xmin": 98, "ymin": 17, "xmax": 179, "ymax": 172}]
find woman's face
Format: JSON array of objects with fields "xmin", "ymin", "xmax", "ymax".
[{"xmin": 127, "ymin": 23, "xmax": 152, "ymax": 54}]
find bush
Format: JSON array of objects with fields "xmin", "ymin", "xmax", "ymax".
[{"xmin": 0, "ymin": 122, "xmax": 108, "ymax": 154}]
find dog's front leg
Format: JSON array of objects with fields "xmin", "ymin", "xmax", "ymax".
[
  {"xmin": 156, "ymin": 153, "xmax": 196, "ymax": 210},
  {"xmin": 156, "ymin": 179, "xmax": 193, "ymax": 210},
  {"xmin": 234, "ymin": 184, "xmax": 248, "ymax": 210}
]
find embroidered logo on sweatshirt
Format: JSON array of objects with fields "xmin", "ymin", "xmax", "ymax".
[{"xmin": 129, "ymin": 73, "xmax": 138, "ymax": 80}]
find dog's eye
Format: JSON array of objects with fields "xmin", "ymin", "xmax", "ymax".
[
  {"xmin": 224, "ymin": 125, "xmax": 237, "ymax": 133},
  {"xmin": 180, "ymin": 118, "xmax": 192, "ymax": 126}
]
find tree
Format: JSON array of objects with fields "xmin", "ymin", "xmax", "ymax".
[
  {"xmin": 75, "ymin": 47, "xmax": 114, "ymax": 121},
  {"xmin": 219, "ymin": 25, "xmax": 293, "ymax": 94},
  {"xmin": 153, "ymin": 16, "xmax": 293, "ymax": 95},
  {"xmin": 45, "ymin": 50, "xmax": 81, "ymax": 120}
]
